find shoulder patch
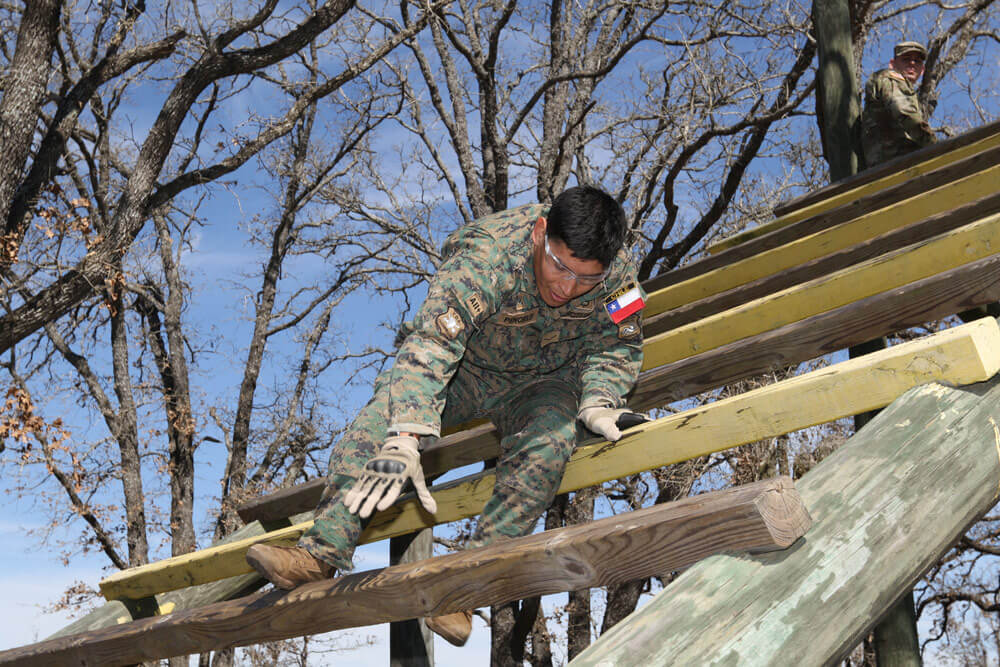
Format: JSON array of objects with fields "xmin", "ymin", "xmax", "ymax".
[
  {"xmin": 436, "ymin": 307, "xmax": 465, "ymax": 339},
  {"xmin": 604, "ymin": 281, "xmax": 646, "ymax": 323},
  {"xmin": 617, "ymin": 314, "xmax": 642, "ymax": 341},
  {"xmin": 464, "ymin": 294, "xmax": 486, "ymax": 321},
  {"xmin": 885, "ymin": 70, "xmax": 907, "ymax": 83}
]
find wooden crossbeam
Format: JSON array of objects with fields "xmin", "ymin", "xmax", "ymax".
[
  {"xmin": 772, "ymin": 119, "xmax": 1000, "ymax": 219},
  {"xmin": 643, "ymin": 212, "xmax": 1000, "ymax": 370},
  {"xmin": 644, "ymin": 147, "xmax": 1000, "ymax": 298},
  {"xmin": 571, "ymin": 375, "xmax": 1000, "ymax": 666},
  {"xmin": 708, "ymin": 119, "xmax": 1000, "ymax": 253},
  {"xmin": 0, "ymin": 477, "xmax": 811, "ymax": 666},
  {"xmin": 96, "ymin": 317, "xmax": 1000, "ymax": 601},
  {"xmin": 633, "ymin": 253, "xmax": 1000, "ymax": 407},
  {"xmin": 239, "ymin": 251, "xmax": 1000, "ymax": 526},
  {"xmin": 646, "ymin": 191, "xmax": 1000, "ymax": 336}
]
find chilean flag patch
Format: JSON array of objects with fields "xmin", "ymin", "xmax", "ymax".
[{"xmin": 604, "ymin": 282, "xmax": 646, "ymax": 323}]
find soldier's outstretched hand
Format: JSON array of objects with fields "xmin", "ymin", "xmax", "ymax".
[
  {"xmin": 578, "ymin": 406, "xmax": 650, "ymax": 442},
  {"xmin": 344, "ymin": 435, "xmax": 437, "ymax": 518}
]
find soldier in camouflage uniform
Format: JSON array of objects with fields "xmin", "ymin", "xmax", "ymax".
[
  {"xmin": 861, "ymin": 41, "xmax": 935, "ymax": 166},
  {"xmin": 247, "ymin": 185, "xmax": 646, "ymax": 646}
]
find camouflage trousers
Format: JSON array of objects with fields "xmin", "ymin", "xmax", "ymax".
[{"xmin": 299, "ymin": 363, "xmax": 583, "ymax": 572}]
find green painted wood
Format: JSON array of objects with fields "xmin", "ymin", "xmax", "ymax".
[{"xmin": 571, "ymin": 374, "xmax": 1000, "ymax": 666}]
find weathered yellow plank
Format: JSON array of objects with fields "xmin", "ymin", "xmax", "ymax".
[
  {"xmin": 647, "ymin": 163, "xmax": 1000, "ymax": 317},
  {"xmin": 98, "ymin": 318, "xmax": 1000, "ymax": 601},
  {"xmin": 707, "ymin": 131, "xmax": 1000, "ymax": 254},
  {"xmin": 642, "ymin": 212, "xmax": 1000, "ymax": 370}
]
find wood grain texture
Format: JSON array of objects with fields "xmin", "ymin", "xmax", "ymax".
[
  {"xmin": 0, "ymin": 478, "xmax": 810, "ymax": 667},
  {"xmin": 571, "ymin": 376, "xmax": 1000, "ymax": 666},
  {"xmin": 96, "ymin": 318, "xmax": 1000, "ymax": 600},
  {"xmin": 772, "ymin": 118, "xmax": 1000, "ymax": 219},
  {"xmin": 644, "ymin": 146, "xmax": 1000, "ymax": 297},
  {"xmin": 633, "ymin": 253, "xmax": 1000, "ymax": 407},
  {"xmin": 709, "ymin": 123, "xmax": 1000, "ymax": 252},
  {"xmin": 643, "ymin": 212, "xmax": 1000, "ymax": 370},
  {"xmin": 645, "ymin": 191, "xmax": 1000, "ymax": 337}
]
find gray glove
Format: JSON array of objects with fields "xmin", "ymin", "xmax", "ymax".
[
  {"xmin": 344, "ymin": 435, "xmax": 437, "ymax": 518},
  {"xmin": 578, "ymin": 406, "xmax": 649, "ymax": 442}
]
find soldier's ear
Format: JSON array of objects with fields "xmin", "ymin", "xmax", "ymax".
[{"xmin": 531, "ymin": 216, "xmax": 547, "ymax": 246}]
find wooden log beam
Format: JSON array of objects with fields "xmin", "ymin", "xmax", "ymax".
[
  {"xmin": 645, "ymin": 190, "xmax": 1000, "ymax": 336},
  {"xmin": 95, "ymin": 318, "xmax": 1000, "ymax": 600},
  {"xmin": 772, "ymin": 118, "xmax": 1000, "ymax": 219},
  {"xmin": 644, "ymin": 149, "xmax": 1000, "ymax": 298},
  {"xmin": 239, "ymin": 248, "xmax": 1000, "ymax": 527},
  {"xmin": 643, "ymin": 211, "xmax": 1000, "ymax": 370},
  {"xmin": 633, "ymin": 253, "xmax": 1000, "ymax": 407},
  {"xmin": 0, "ymin": 478, "xmax": 811, "ymax": 666},
  {"xmin": 570, "ymin": 375, "xmax": 1000, "ymax": 666},
  {"xmin": 46, "ymin": 513, "xmax": 312, "ymax": 639},
  {"xmin": 708, "ymin": 119, "xmax": 1000, "ymax": 253}
]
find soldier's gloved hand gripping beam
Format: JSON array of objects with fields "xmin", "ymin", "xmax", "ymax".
[
  {"xmin": 344, "ymin": 434, "xmax": 437, "ymax": 518},
  {"xmin": 577, "ymin": 406, "xmax": 650, "ymax": 442}
]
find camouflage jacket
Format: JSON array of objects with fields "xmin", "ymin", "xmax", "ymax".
[
  {"xmin": 861, "ymin": 68, "xmax": 935, "ymax": 166},
  {"xmin": 387, "ymin": 204, "xmax": 644, "ymax": 436}
]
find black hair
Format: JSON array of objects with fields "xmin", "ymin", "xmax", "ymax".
[{"xmin": 546, "ymin": 185, "xmax": 626, "ymax": 268}]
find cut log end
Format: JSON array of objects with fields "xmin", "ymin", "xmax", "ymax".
[{"xmin": 752, "ymin": 476, "xmax": 813, "ymax": 549}]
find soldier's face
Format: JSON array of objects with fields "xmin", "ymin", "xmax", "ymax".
[
  {"xmin": 531, "ymin": 216, "xmax": 608, "ymax": 307},
  {"xmin": 891, "ymin": 52, "xmax": 925, "ymax": 84}
]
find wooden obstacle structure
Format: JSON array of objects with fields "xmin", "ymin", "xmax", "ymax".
[{"xmin": 2, "ymin": 119, "xmax": 1000, "ymax": 665}]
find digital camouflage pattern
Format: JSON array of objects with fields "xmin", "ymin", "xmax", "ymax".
[
  {"xmin": 861, "ymin": 68, "xmax": 935, "ymax": 166},
  {"xmin": 300, "ymin": 203, "xmax": 644, "ymax": 570}
]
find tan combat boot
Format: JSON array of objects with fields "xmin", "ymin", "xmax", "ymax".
[
  {"xmin": 246, "ymin": 544, "xmax": 336, "ymax": 590},
  {"xmin": 425, "ymin": 610, "xmax": 474, "ymax": 647}
]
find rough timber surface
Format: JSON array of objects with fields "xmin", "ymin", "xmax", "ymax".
[
  {"xmin": 708, "ymin": 119, "xmax": 1000, "ymax": 253},
  {"xmin": 571, "ymin": 375, "xmax": 1000, "ymax": 666},
  {"xmin": 95, "ymin": 318, "xmax": 1000, "ymax": 601},
  {"xmin": 644, "ymin": 151, "xmax": 1000, "ymax": 299},
  {"xmin": 772, "ymin": 119, "xmax": 1000, "ymax": 219},
  {"xmin": 644, "ymin": 191, "xmax": 1000, "ymax": 336},
  {"xmin": 0, "ymin": 478, "xmax": 810, "ymax": 666},
  {"xmin": 643, "ymin": 212, "xmax": 1000, "ymax": 370}
]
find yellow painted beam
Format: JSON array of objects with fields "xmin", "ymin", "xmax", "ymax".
[
  {"xmin": 707, "ymin": 131, "xmax": 1000, "ymax": 254},
  {"xmin": 645, "ymin": 164, "xmax": 1000, "ymax": 320},
  {"xmin": 98, "ymin": 318, "xmax": 1000, "ymax": 601},
  {"xmin": 642, "ymin": 212, "xmax": 1000, "ymax": 370}
]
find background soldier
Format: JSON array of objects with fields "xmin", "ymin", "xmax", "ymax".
[
  {"xmin": 246, "ymin": 185, "xmax": 647, "ymax": 647},
  {"xmin": 861, "ymin": 40, "xmax": 936, "ymax": 166}
]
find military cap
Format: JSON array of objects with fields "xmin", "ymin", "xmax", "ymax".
[{"xmin": 894, "ymin": 41, "xmax": 927, "ymax": 58}]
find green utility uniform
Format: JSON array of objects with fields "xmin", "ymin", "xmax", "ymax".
[
  {"xmin": 861, "ymin": 68, "xmax": 935, "ymax": 166},
  {"xmin": 300, "ymin": 203, "xmax": 644, "ymax": 571}
]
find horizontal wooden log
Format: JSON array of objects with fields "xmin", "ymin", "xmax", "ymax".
[
  {"xmin": 633, "ymin": 253, "xmax": 1000, "ymax": 407},
  {"xmin": 644, "ymin": 146, "xmax": 1000, "ymax": 298},
  {"xmin": 643, "ymin": 211, "xmax": 1000, "ymax": 370},
  {"xmin": 239, "ymin": 250, "xmax": 1000, "ymax": 526},
  {"xmin": 571, "ymin": 375, "xmax": 1000, "ymax": 666},
  {"xmin": 645, "ymin": 190, "xmax": 1000, "ymax": 337},
  {"xmin": 46, "ymin": 513, "xmax": 311, "ymax": 639},
  {"xmin": 0, "ymin": 477, "xmax": 811, "ymax": 666},
  {"xmin": 772, "ymin": 118, "xmax": 1000, "ymax": 219},
  {"xmin": 96, "ymin": 317, "xmax": 1000, "ymax": 600}
]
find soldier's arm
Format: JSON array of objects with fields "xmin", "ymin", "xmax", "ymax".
[
  {"xmin": 883, "ymin": 77, "xmax": 934, "ymax": 144},
  {"xmin": 576, "ymin": 283, "xmax": 644, "ymax": 411},
  {"xmin": 386, "ymin": 235, "xmax": 498, "ymax": 437}
]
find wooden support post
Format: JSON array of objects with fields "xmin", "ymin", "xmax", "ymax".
[
  {"xmin": 0, "ymin": 477, "xmax": 811, "ymax": 666},
  {"xmin": 93, "ymin": 317, "xmax": 1000, "ymax": 600},
  {"xmin": 570, "ymin": 376, "xmax": 1000, "ymax": 666},
  {"xmin": 390, "ymin": 529, "xmax": 434, "ymax": 667}
]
